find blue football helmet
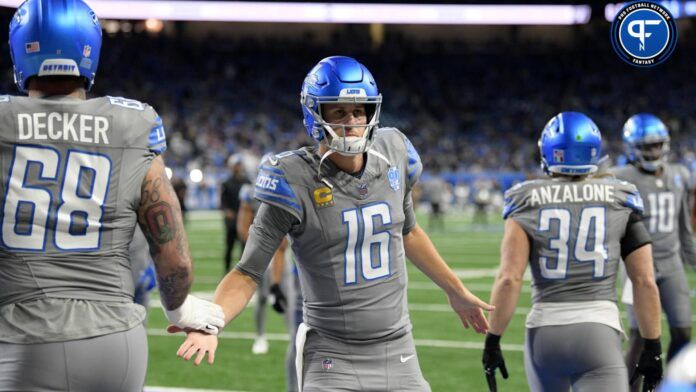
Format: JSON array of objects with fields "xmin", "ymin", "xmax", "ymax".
[
  {"xmin": 658, "ymin": 344, "xmax": 696, "ymax": 392},
  {"xmin": 301, "ymin": 56, "xmax": 382, "ymax": 156},
  {"xmin": 539, "ymin": 112, "xmax": 602, "ymax": 175},
  {"xmin": 9, "ymin": 0, "xmax": 102, "ymax": 93},
  {"xmin": 623, "ymin": 113, "xmax": 670, "ymax": 172}
]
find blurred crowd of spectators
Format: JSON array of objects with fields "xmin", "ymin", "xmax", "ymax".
[{"xmin": 2, "ymin": 21, "xmax": 695, "ymax": 199}]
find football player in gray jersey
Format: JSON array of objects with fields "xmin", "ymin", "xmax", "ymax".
[
  {"xmin": 236, "ymin": 153, "xmax": 289, "ymax": 356},
  {"xmin": 483, "ymin": 112, "xmax": 663, "ymax": 392},
  {"xmin": 0, "ymin": 1, "xmax": 224, "ymax": 390},
  {"xmin": 237, "ymin": 153, "xmax": 302, "ymax": 391},
  {"xmin": 175, "ymin": 56, "xmax": 492, "ymax": 391},
  {"xmin": 610, "ymin": 114, "xmax": 696, "ymax": 380}
]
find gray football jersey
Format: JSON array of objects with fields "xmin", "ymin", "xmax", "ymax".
[
  {"xmin": 0, "ymin": 95, "xmax": 166, "ymax": 343},
  {"xmin": 253, "ymin": 128, "xmax": 422, "ymax": 343},
  {"xmin": 504, "ymin": 177, "xmax": 644, "ymax": 304},
  {"xmin": 609, "ymin": 164, "xmax": 696, "ymax": 276}
]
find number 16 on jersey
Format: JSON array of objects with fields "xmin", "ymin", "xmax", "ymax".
[{"xmin": 342, "ymin": 202, "xmax": 392, "ymax": 285}]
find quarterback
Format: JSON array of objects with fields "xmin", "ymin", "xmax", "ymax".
[{"xmin": 176, "ymin": 56, "xmax": 492, "ymax": 391}]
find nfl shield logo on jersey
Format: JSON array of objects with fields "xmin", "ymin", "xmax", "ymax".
[
  {"xmin": 388, "ymin": 166, "xmax": 400, "ymax": 191},
  {"xmin": 322, "ymin": 358, "xmax": 333, "ymax": 371}
]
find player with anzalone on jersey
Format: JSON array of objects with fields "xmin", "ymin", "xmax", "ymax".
[
  {"xmin": 483, "ymin": 112, "xmax": 663, "ymax": 392},
  {"xmin": 174, "ymin": 56, "xmax": 493, "ymax": 391}
]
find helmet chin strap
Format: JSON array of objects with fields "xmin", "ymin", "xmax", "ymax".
[
  {"xmin": 316, "ymin": 143, "xmax": 391, "ymax": 183},
  {"xmin": 638, "ymin": 159, "xmax": 662, "ymax": 172},
  {"xmin": 317, "ymin": 148, "xmax": 335, "ymax": 180},
  {"xmin": 635, "ymin": 152, "xmax": 666, "ymax": 172}
]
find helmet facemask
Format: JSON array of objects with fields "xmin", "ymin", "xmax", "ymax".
[
  {"xmin": 631, "ymin": 139, "xmax": 670, "ymax": 172},
  {"xmin": 302, "ymin": 93, "xmax": 382, "ymax": 156}
]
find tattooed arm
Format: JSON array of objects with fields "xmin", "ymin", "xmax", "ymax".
[{"xmin": 137, "ymin": 156, "xmax": 193, "ymax": 310}]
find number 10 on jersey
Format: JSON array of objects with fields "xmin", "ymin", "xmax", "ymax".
[{"xmin": 342, "ymin": 203, "xmax": 392, "ymax": 284}]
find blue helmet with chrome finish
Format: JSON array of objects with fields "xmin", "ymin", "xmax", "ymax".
[
  {"xmin": 300, "ymin": 56, "xmax": 382, "ymax": 155},
  {"xmin": 657, "ymin": 344, "xmax": 696, "ymax": 392},
  {"xmin": 9, "ymin": 0, "xmax": 102, "ymax": 93},
  {"xmin": 623, "ymin": 113, "xmax": 670, "ymax": 172},
  {"xmin": 539, "ymin": 112, "xmax": 602, "ymax": 176}
]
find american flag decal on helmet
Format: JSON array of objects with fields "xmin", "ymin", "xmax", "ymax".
[
  {"xmin": 553, "ymin": 149, "xmax": 564, "ymax": 163},
  {"xmin": 25, "ymin": 41, "xmax": 40, "ymax": 53}
]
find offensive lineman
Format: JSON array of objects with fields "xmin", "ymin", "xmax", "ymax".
[
  {"xmin": 483, "ymin": 112, "xmax": 663, "ymax": 392},
  {"xmin": 175, "ymin": 56, "xmax": 492, "ymax": 391},
  {"xmin": 610, "ymin": 114, "xmax": 696, "ymax": 381},
  {"xmin": 0, "ymin": 1, "xmax": 224, "ymax": 390}
]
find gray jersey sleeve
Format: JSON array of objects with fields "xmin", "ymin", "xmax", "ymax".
[
  {"xmin": 235, "ymin": 203, "xmax": 297, "ymax": 284},
  {"xmin": 253, "ymin": 156, "xmax": 304, "ymax": 223},
  {"xmin": 397, "ymin": 132, "xmax": 422, "ymax": 233},
  {"xmin": 502, "ymin": 181, "xmax": 534, "ymax": 220}
]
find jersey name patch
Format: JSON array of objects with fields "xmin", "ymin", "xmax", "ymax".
[
  {"xmin": 17, "ymin": 113, "xmax": 110, "ymax": 144},
  {"xmin": 530, "ymin": 183, "xmax": 615, "ymax": 206}
]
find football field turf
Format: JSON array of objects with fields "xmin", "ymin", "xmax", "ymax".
[{"xmin": 145, "ymin": 210, "xmax": 696, "ymax": 391}]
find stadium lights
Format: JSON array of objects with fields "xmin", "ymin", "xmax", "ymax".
[
  {"xmin": 144, "ymin": 18, "xmax": 164, "ymax": 33},
  {"xmin": 189, "ymin": 169, "xmax": 203, "ymax": 183},
  {"xmin": 0, "ymin": 1, "xmax": 592, "ymax": 25},
  {"xmin": 605, "ymin": 1, "xmax": 695, "ymax": 20}
]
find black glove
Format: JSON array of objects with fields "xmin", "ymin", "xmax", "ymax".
[
  {"xmin": 269, "ymin": 283, "xmax": 287, "ymax": 314},
  {"xmin": 630, "ymin": 338, "xmax": 663, "ymax": 392},
  {"xmin": 482, "ymin": 333, "xmax": 508, "ymax": 392}
]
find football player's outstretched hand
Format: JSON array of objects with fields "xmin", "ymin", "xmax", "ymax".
[
  {"xmin": 177, "ymin": 331, "xmax": 218, "ymax": 366},
  {"xmin": 448, "ymin": 291, "xmax": 494, "ymax": 334},
  {"xmin": 163, "ymin": 295, "xmax": 225, "ymax": 335},
  {"xmin": 482, "ymin": 333, "xmax": 508, "ymax": 392}
]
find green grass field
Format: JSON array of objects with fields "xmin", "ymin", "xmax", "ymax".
[{"xmin": 144, "ymin": 210, "xmax": 696, "ymax": 391}]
